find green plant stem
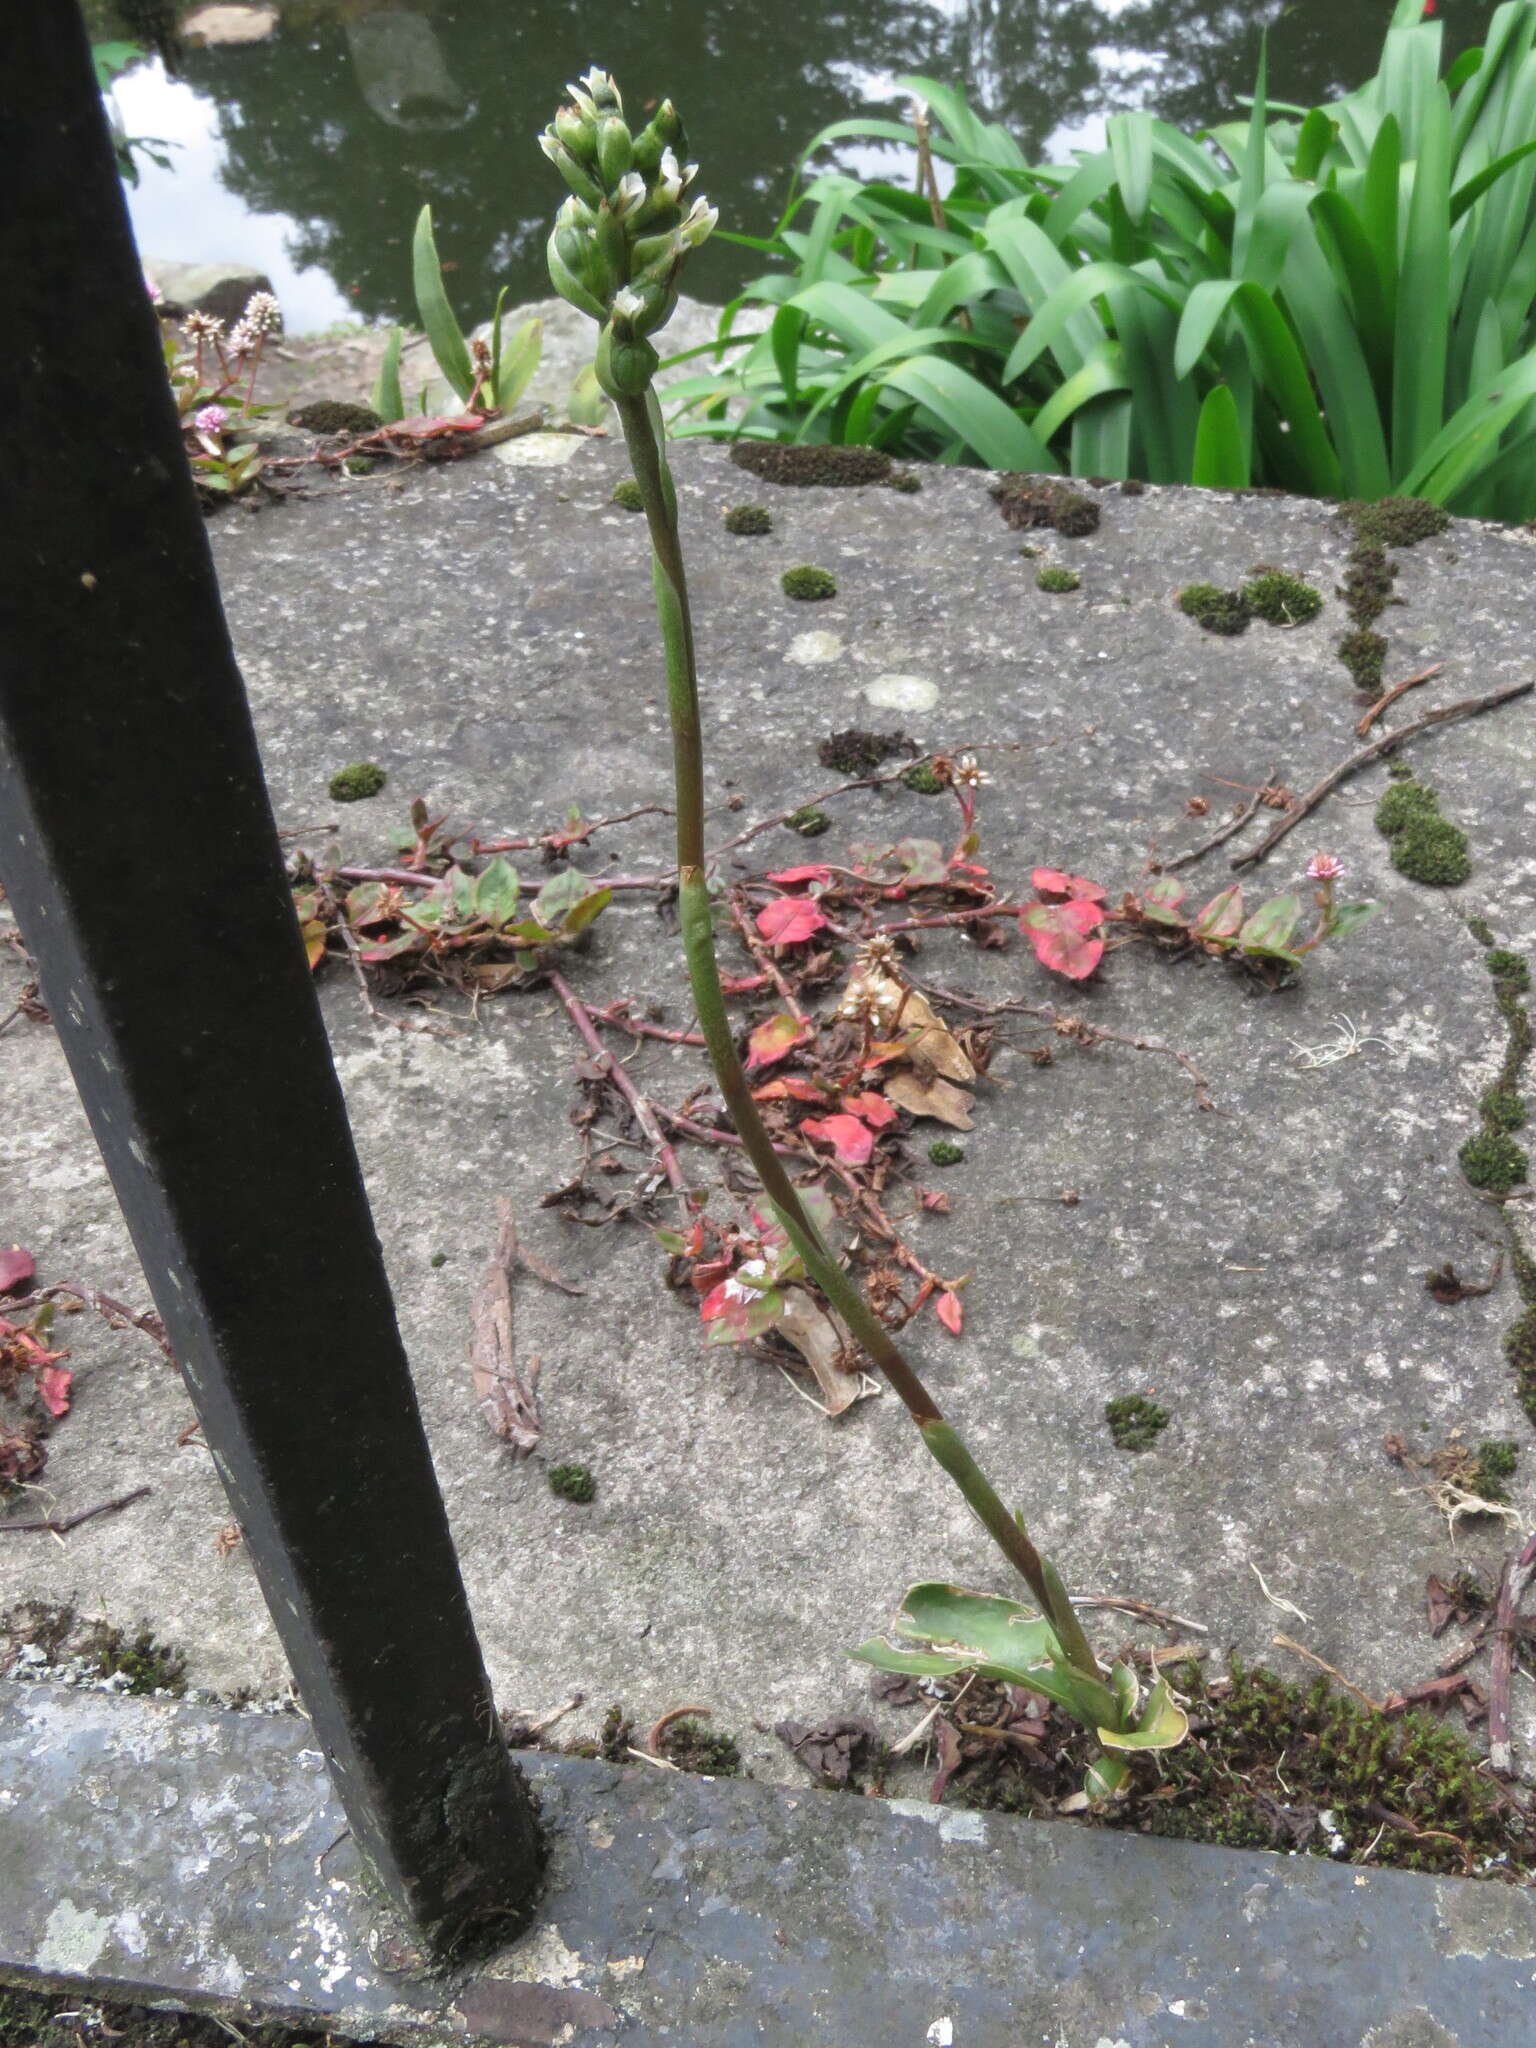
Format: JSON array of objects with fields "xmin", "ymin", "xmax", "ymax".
[{"xmin": 613, "ymin": 389, "xmax": 1098, "ymax": 1680}]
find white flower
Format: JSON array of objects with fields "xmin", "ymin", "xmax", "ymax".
[
  {"xmin": 610, "ymin": 170, "xmax": 647, "ymax": 218},
  {"xmin": 612, "ymin": 285, "xmax": 647, "ymax": 322},
  {"xmin": 679, "ymin": 197, "xmax": 718, "ymax": 248},
  {"xmin": 953, "ymin": 753, "xmax": 990, "ymax": 788},
  {"xmin": 240, "ymin": 289, "xmax": 281, "ymax": 333},
  {"xmin": 226, "ymin": 319, "xmax": 258, "ymax": 359},
  {"xmin": 182, "ymin": 311, "xmax": 224, "ymax": 341}
]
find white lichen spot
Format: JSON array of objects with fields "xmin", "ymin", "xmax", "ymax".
[
  {"xmin": 927, "ymin": 2021, "xmax": 954, "ymax": 2046},
  {"xmin": 606, "ymin": 1954, "xmax": 647, "ymax": 1976},
  {"xmin": 785, "ymin": 629, "xmax": 843, "ymax": 666},
  {"xmin": 503, "ymin": 1922, "xmax": 585, "ymax": 1986},
  {"xmin": 937, "ymin": 1807, "xmax": 986, "ymax": 1845},
  {"xmin": 862, "ymin": 673, "xmax": 938, "ymax": 713},
  {"xmin": 35, "ymin": 1901, "xmax": 111, "ymax": 1974}
]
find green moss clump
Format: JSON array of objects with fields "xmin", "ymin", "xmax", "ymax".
[
  {"xmin": 886, "ymin": 468, "xmax": 923, "ymax": 493},
  {"xmin": 1339, "ymin": 546, "xmax": 1398, "ymax": 626},
  {"xmin": 1467, "ymin": 916, "xmax": 1497, "ymax": 947},
  {"xmin": 1050, "ymin": 491, "xmax": 1100, "ymax": 538},
  {"xmin": 658, "ymin": 1714, "xmax": 742, "ymax": 1776},
  {"xmin": 1390, "ymin": 814, "xmax": 1472, "ymax": 887},
  {"xmin": 928, "ymin": 1139, "xmax": 965, "ymax": 1166},
  {"xmin": 724, "ymin": 502, "xmax": 772, "ymax": 535},
  {"xmin": 1475, "ymin": 1439, "xmax": 1519, "ymax": 1502},
  {"xmin": 611, "ymin": 476, "xmax": 645, "ymax": 511},
  {"xmin": 1488, "ymin": 949, "xmax": 1532, "ymax": 993},
  {"xmin": 818, "ymin": 727, "xmax": 909, "ymax": 773},
  {"xmin": 1459, "ymin": 1131, "xmax": 1528, "ymax": 1194},
  {"xmin": 1350, "ymin": 496, "xmax": 1451, "ymax": 548},
  {"xmin": 730, "ymin": 441, "xmax": 892, "ymax": 487},
  {"xmin": 1507, "ymin": 1305, "xmax": 1536, "ymax": 1374},
  {"xmin": 328, "ymin": 760, "xmax": 387, "ymax": 803},
  {"xmin": 1374, "ymin": 779, "xmax": 1439, "ymax": 834},
  {"xmin": 1337, "ymin": 628, "xmax": 1388, "ymax": 692},
  {"xmin": 782, "ymin": 564, "xmax": 837, "ymax": 600},
  {"xmin": 1177, "ymin": 583, "xmax": 1250, "ymax": 635},
  {"xmin": 1037, "ymin": 565, "xmax": 1081, "ymax": 593},
  {"xmin": 902, "ymin": 761, "xmax": 945, "ymax": 794},
  {"xmin": 1242, "ymin": 570, "xmax": 1323, "ymax": 626},
  {"xmin": 786, "ymin": 805, "xmax": 831, "ymax": 836},
  {"xmin": 1105, "ymin": 1394, "xmax": 1169, "ymax": 1451},
  {"xmin": 82, "ymin": 1621, "xmax": 188, "ymax": 1696},
  {"xmin": 1481, "ymin": 1086, "xmax": 1528, "ymax": 1132},
  {"xmin": 548, "ymin": 1461, "xmax": 596, "ymax": 1503},
  {"xmin": 287, "ymin": 399, "xmax": 381, "ymax": 435},
  {"xmin": 429, "ymin": 1250, "xmax": 448, "ymax": 1268}
]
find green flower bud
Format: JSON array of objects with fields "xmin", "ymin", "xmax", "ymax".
[
  {"xmin": 595, "ymin": 323, "xmax": 659, "ymax": 399},
  {"xmin": 632, "ymin": 99, "xmax": 683, "ymax": 173},
  {"xmin": 628, "ymin": 228, "xmax": 681, "ymax": 281},
  {"xmin": 545, "ymin": 230, "xmax": 607, "ymax": 321},
  {"xmin": 595, "ymin": 114, "xmax": 634, "ymax": 189},
  {"xmin": 538, "ymin": 131, "xmax": 605, "ymax": 207},
  {"xmin": 572, "ymin": 67, "xmax": 622, "ymax": 118},
  {"xmin": 554, "ymin": 102, "xmax": 598, "ymax": 162},
  {"xmin": 593, "ymin": 203, "xmax": 629, "ymax": 291}
]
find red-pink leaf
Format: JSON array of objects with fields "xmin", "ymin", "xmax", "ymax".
[
  {"xmin": 757, "ymin": 896, "xmax": 829, "ymax": 946},
  {"xmin": 1020, "ymin": 901, "xmax": 1105, "ymax": 981},
  {"xmin": 0, "ymin": 1248, "xmax": 35, "ymax": 1296},
  {"xmin": 746, "ymin": 1012, "xmax": 811, "ymax": 1070},
  {"xmin": 766, "ymin": 864, "xmax": 834, "ymax": 886},
  {"xmin": 1031, "ymin": 867, "xmax": 1108, "ymax": 904},
  {"xmin": 35, "ymin": 1364, "xmax": 73, "ymax": 1417},
  {"xmin": 801, "ymin": 1113, "xmax": 875, "ymax": 1166},
  {"xmin": 935, "ymin": 1290, "xmax": 964, "ymax": 1336},
  {"xmin": 841, "ymin": 1090, "xmax": 898, "ymax": 1128},
  {"xmin": 752, "ymin": 1074, "xmax": 829, "ymax": 1104}
]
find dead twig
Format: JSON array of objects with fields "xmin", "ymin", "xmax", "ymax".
[
  {"xmin": 1355, "ymin": 661, "xmax": 1445, "ymax": 738},
  {"xmin": 1069, "ymin": 1594, "xmax": 1209, "ymax": 1635},
  {"xmin": 0, "ymin": 1485, "xmax": 151, "ymax": 1536},
  {"xmin": 1488, "ymin": 1537, "xmax": 1536, "ymax": 1776},
  {"xmin": 1272, "ymin": 1633, "xmax": 1386, "ymax": 1711},
  {"xmin": 645, "ymin": 1703, "xmax": 713, "ymax": 1755},
  {"xmin": 337, "ymin": 919, "xmax": 455, "ymax": 1037},
  {"xmin": 548, "ymin": 970, "xmax": 687, "ymax": 1198},
  {"xmin": 1164, "ymin": 767, "xmax": 1276, "ymax": 871},
  {"xmin": 1232, "ymin": 681, "xmax": 1535, "ymax": 868},
  {"xmin": 468, "ymin": 1200, "xmax": 542, "ymax": 1458}
]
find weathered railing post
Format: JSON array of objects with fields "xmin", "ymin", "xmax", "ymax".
[{"xmin": 0, "ymin": 0, "xmax": 543, "ymax": 1959}]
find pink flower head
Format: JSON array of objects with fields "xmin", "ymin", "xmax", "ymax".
[
  {"xmin": 193, "ymin": 404, "xmax": 229, "ymax": 436},
  {"xmin": 1306, "ymin": 852, "xmax": 1345, "ymax": 882},
  {"xmin": 145, "ymin": 277, "xmax": 163, "ymax": 302}
]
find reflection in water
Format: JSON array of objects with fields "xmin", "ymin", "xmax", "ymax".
[{"xmin": 105, "ymin": 0, "xmax": 1500, "ymax": 327}]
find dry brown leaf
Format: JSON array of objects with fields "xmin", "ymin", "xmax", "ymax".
[
  {"xmin": 884, "ymin": 1070, "xmax": 975, "ymax": 1129},
  {"xmin": 775, "ymin": 1288, "xmax": 866, "ymax": 1416},
  {"xmin": 469, "ymin": 1198, "xmax": 542, "ymax": 1456},
  {"xmin": 892, "ymin": 987, "xmax": 977, "ymax": 1084}
]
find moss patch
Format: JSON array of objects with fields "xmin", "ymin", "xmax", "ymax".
[
  {"xmin": 902, "ymin": 761, "xmax": 944, "ymax": 794},
  {"xmin": 1460, "ymin": 1131, "xmax": 1529, "ymax": 1195},
  {"xmin": 886, "ymin": 467, "xmax": 923, "ymax": 493},
  {"xmin": 1488, "ymin": 949, "xmax": 1532, "ymax": 994},
  {"xmin": 1338, "ymin": 628, "xmax": 1388, "ymax": 692},
  {"xmin": 611, "ymin": 476, "xmax": 645, "ymax": 511},
  {"xmin": 1177, "ymin": 583, "xmax": 1250, "ymax": 635},
  {"xmin": 730, "ymin": 442, "xmax": 891, "ymax": 487},
  {"xmin": 1036, "ymin": 564, "xmax": 1081, "ymax": 593},
  {"xmin": 80, "ymin": 1620, "xmax": 188, "ymax": 1696},
  {"xmin": 1481, "ymin": 1086, "xmax": 1528, "ymax": 1133},
  {"xmin": 1374, "ymin": 779, "xmax": 1440, "ymax": 835},
  {"xmin": 1339, "ymin": 546, "xmax": 1398, "ymax": 626},
  {"xmin": 1105, "ymin": 1394, "xmax": 1169, "ymax": 1451},
  {"xmin": 548, "ymin": 1461, "xmax": 596, "ymax": 1503},
  {"xmin": 1476, "ymin": 1439, "xmax": 1519, "ymax": 1502},
  {"xmin": 1348, "ymin": 496, "xmax": 1451, "ymax": 549},
  {"xmin": 328, "ymin": 760, "xmax": 387, "ymax": 803},
  {"xmin": 818, "ymin": 728, "xmax": 910, "ymax": 774},
  {"xmin": 928, "ymin": 1139, "xmax": 965, "ymax": 1166},
  {"xmin": 1242, "ymin": 569, "xmax": 1323, "ymax": 626},
  {"xmin": 786, "ymin": 804, "xmax": 831, "ymax": 836},
  {"xmin": 782, "ymin": 564, "xmax": 837, "ymax": 600},
  {"xmin": 990, "ymin": 475, "xmax": 1101, "ymax": 537},
  {"xmin": 724, "ymin": 502, "xmax": 772, "ymax": 535},
  {"xmin": 287, "ymin": 399, "xmax": 380, "ymax": 435},
  {"xmin": 1376, "ymin": 777, "xmax": 1471, "ymax": 886},
  {"xmin": 657, "ymin": 1713, "xmax": 743, "ymax": 1775}
]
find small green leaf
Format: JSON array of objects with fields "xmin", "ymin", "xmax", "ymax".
[
  {"xmin": 534, "ymin": 868, "xmax": 611, "ymax": 936},
  {"xmin": 371, "ymin": 327, "xmax": 405, "ymax": 423},
  {"xmin": 1192, "ymin": 883, "xmax": 1245, "ymax": 941},
  {"xmin": 448, "ymin": 865, "xmax": 478, "ymax": 921},
  {"xmin": 412, "ymin": 204, "xmax": 475, "ymax": 403},
  {"xmin": 1237, "ymin": 892, "xmax": 1301, "ymax": 955},
  {"xmin": 1097, "ymin": 1676, "xmax": 1189, "ymax": 1752},
  {"xmin": 566, "ymin": 363, "xmax": 608, "ymax": 425},
  {"xmin": 1141, "ymin": 876, "xmax": 1188, "ymax": 926},
  {"xmin": 493, "ymin": 317, "xmax": 543, "ymax": 410},
  {"xmin": 848, "ymin": 1641, "xmax": 976, "ymax": 1679},
  {"xmin": 1324, "ymin": 900, "xmax": 1380, "ymax": 942},
  {"xmin": 474, "ymin": 856, "xmax": 522, "ymax": 929}
]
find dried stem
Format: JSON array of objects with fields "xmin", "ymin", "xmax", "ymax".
[
  {"xmin": 547, "ymin": 968, "xmax": 687, "ymax": 1199},
  {"xmin": 1163, "ymin": 767, "xmax": 1276, "ymax": 870},
  {"xmin": 0, "ymin": 1486, "xmax": 151, "ymax": 1537},
  {"xmin": 1355, "ymin": 661, "xmax": 1444, "ymax": 738}
]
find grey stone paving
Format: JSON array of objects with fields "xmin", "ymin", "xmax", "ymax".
[
  {"xmin": 3, "ymin": 442, "xmax": 1535, "ymax": 1786},
  {"xmin": 5, "ymin": 1679, "xmax": 1536, "ymax": 2048}
]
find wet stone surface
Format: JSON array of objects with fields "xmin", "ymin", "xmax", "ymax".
[{"xmin": 2, "ymin": 444, "xmax": 1535, "ymax": 1785}]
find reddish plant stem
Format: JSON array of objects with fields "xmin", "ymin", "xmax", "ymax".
[
  {"xmin": 654, "ymin": 1105, "xmax": 800, "ymax": 1158},
  {"xmin": 703, "ymin": 764, "xmax": 925, "ymax": 868},
  {"xmin": 0, "ymin": 1486, "xmax": 152, "ymax": 1536},
  {"xmin": 1355, "ymin": 661, "xmax": 1445, "ymax": 739},
  {"xmin": 589, "ymin": 1003, "xmax": 706, "ymax": 1047},
  {"xmin": 729, "ymin": 891, "xmax": 814, "ymax": 1027},
  {"xmin": 547, "ymin": 970, "xmax": 687, "ymax": 1197}
]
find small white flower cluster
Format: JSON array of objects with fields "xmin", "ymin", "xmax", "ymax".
[
  {"xmin": 837, "ymin": 965, "xmax": 905, "ymax": 1028},
  {"xmin": 226, "ymin": 289, "xmax": 281, "ymax": 360},
  {"xmin": 952, "ymin": 752, "xmax": 990, "ymax": 789},
  {"xmin": 182, "ymin": 309, "xmax": 224, "ymax": 342}
]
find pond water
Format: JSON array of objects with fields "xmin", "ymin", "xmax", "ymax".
[{"xmin": 107, "ymin": 0, "xmax": 1498, "ymax": 333}]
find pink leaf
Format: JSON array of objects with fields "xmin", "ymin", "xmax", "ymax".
[
  {"xmin": 1031, "ymin": 867, "xmax": 1108, "ymax": 904},
  {"xmin": 800, "ymin": 1113, "xmax": 876, "ymax": 1166},
  {"xmin": 746, "ymin": 1012, "xmax": 811, "ymax": 1070},
  {"xmin": 0, "ymin": 1248, "xmax": 35, "ymax": 1296},
  {"xmin": 841, "ymin": 1090, "xmax": 898, "ymax": 1128},
  {"xmin": 753, "ymin": 1074, "xmax": 829, "ymax": 1104},
  {"xmin": 35, "ymin": 1364, "xmax": 73, "ymax": 1417},
  {"xmin": 765, "ymin": 864, "xmax": 834, "ymax": 886},
  {"xmin": 699, "ymin": 1279, "xmax": 735, "ymax": 1322},
  {"xmin": 935, "ymin": 1290, "xmax": 964, "ymax": 1336},
  {"xmin": 757, "ymin": 896, "xmax": 829, "ymax": 946},
  {"xmin": 1020, "ymin": 901, "xmax": 1105, "ymax": 981}
]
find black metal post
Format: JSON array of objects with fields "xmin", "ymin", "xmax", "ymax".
[{"xmin": 0, "ymin": 2, "xmax": 542, "ymax": 1958}]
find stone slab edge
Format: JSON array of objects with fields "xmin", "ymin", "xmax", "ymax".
[{"xmin": 3, "ymin": 1682, "xmax": 1536, "ymax": 2046}]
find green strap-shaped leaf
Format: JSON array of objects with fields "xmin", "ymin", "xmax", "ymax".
[
  {"xmin": 413, "ymin": 204, "xmax": 475, "ymax": 403},
  {"xmin": 1108, "ymin": 111, "xmax": 1154, "ymax": 226},
  {"xmin": 1191, "ymin": 382, "xmax": 1250, "ymax": 487},
  {"xmin": 371, "ymin": 327, "xmax": 404, "ymax": 424},
  {"xmin": 1392, "ymin": 83, "xmax": 1452, "ymax": 475},
  {"xmin": 492, "ymin": 317, "xmax": 542, "ymax": 411},
  {"xmin": 881, "ymin": 356, "xmax": 1059, "ymax": 470}
]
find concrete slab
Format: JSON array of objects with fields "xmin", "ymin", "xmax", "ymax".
[
  {"xmin": 3, "ymin": 444, "xmax": 1535, "ymax": 1784},
  {"xmin": 5, "ymin": 1679, "xmax": 1536, "ymax": 2048}
]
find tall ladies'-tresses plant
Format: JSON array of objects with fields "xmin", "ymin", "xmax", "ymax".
[{"xmin": 540, "ymin": 69, "xmax": 1186, "ymax": 1798}]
